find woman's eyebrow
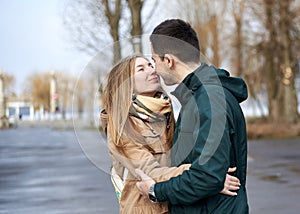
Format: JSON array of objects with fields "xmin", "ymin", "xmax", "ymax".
[{"xmin": 136, "ymin": 63, "xmax": 149, "ymax": 68}]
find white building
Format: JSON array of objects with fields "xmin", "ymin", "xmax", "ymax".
[{"xmin": 6, "ymin": 101, "xmax": 35, "ymax": 120}]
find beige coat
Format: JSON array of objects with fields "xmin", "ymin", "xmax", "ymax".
[{"xmin": 101, "ymin": 112, "xmax": 190, "ymax": 214}]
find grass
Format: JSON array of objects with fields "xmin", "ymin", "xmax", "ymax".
[{"xmin": 246, "ymin": 117, "xmax": 300, "ymax": 139}]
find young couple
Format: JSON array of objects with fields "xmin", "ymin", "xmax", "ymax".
[{"xmin": 101, "ymin": 19, "xmax": 249, "ymax": 213}]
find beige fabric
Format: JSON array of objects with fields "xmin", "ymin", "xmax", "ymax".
[
  {"xmin": 101, "ymin": 112, "xmax": 190, "ymax": 214},
  {"xmin": 132, "ymin": 93, "xmax": 172, "ymax": 119}
]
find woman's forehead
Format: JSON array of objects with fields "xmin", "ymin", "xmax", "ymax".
[{"xmin": 135, "ymin": 57, "xmax": 149, "ymax": 64}]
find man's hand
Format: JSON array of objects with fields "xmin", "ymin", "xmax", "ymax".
[
  {"xmin": 220, "ymin": 167, "xmax": 241, "ymax": 196},
  {"xmin": 135, "ymin": 169, "xmax": 155, "ymax": 197}
]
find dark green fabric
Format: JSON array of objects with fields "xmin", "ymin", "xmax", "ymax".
[{"xmin": 155, "ymin": 63, "xmax": 249, "ymax": 213}]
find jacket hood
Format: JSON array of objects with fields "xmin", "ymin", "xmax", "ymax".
[
  {"xmin": 174, "ymin": 63, "xmax": 248, "ymax": 104},
  {"xmin": 215, "ymin": 68, "xmax": 248, "ymax": 103}
]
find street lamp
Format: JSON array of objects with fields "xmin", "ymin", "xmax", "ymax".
[
  {"xmin": 50, "ymin": 71, "xmax": 58, "ymax": 115},
  {"xmin": 0, "ymin": 70, "xmax": 9, "ymax": 128},
  {"xmin": 0, "ymin": 70, "xmax": 5, "ymax": 118}
]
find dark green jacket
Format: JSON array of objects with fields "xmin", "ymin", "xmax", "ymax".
[{"xmin": 154, "ymin": 63, "xmax": 249, "ymax": 213}]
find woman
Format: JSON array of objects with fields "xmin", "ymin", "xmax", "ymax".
[{"xmin": 101, "ymin": 55, "xmax": 240, "ymax": 213}]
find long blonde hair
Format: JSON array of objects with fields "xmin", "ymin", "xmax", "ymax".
[{"xmin": 102, "ymin": 55, "xmax": 175, "ymax": 146}]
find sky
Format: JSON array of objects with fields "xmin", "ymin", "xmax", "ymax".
[
  {"xmin": 0, "ymin": 0, "xmax": 185, "ymax": 95},
  {"xmin": 0, "ymin": 0, "xmax": 90, "ymax": 94}
]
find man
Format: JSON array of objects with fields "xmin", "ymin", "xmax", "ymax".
[{"xmin": 136, "ymin": 19, "xmax": 249, "ymax": 213}]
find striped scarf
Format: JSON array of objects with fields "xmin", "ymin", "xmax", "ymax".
[{"xmin": 130, "ymin": 92, "xmax": 172, "ymax": 122}]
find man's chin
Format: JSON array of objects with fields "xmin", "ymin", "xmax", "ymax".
[{"xmin": 163, "ymin": 80, "xmax": 178, "ymax": 86}]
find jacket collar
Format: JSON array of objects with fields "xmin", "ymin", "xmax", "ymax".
[{"xmin": 171, "ymin": 63, "xmax": 210, "ymax": 105}]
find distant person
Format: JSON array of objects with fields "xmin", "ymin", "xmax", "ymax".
[
  {"xmin": 101, "ymin": 54, "xmax": 241, "ymax": 213},
  {"xmin": 136, "ymin": 19, "xmax": 249, "ymax": 213}
]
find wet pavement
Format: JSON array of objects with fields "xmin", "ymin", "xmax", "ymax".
[
  {"xmin": 0, "ymin": 121, "xmax": 300, "ymax": 214},
  {"xmin": 247, "ymin": 137, "xmax": 300, "ymax": 213},
  {"xmin": 0, "ymin": 121, "xmax": 119, "ymax": 214}
]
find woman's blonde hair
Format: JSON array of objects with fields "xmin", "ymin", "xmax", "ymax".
[{"xmin": 102, "ymin": 54, "xmax": 175, "ymax": 147}]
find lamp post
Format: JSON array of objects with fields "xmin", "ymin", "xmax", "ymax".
[
  {"xmin": 0, "ymin": 70, "xmax": 5, "ymax": 117},
  {"xmin": 0, "ymin": 70, "xmax": 8, "ymax": 128},
  {"xmin": 50, "ymin": 71, "xmax": 58, "ymax": 116}
]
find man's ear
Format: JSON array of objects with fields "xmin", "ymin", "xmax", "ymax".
[{"xmin": 164, "ymin": 54, "xmax": 175, "ymax": 68}]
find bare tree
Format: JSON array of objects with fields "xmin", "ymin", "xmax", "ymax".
[
  {"xmin": 230, "ymin": 0, "xmax": 246, "ymax": 76},
  {"xmin": 63, "ymin": 0, "xmax": 125, "ymax": 64},
  {"xmin": 26, "ymin": 72, "xmax": 51, "ymax": 112},
  {"xmin": 54, "ymin": 71, "xmax": 76, "ymax": 119},
  {"xmin": 278, "ymin": 0, "xmax": 299, "ymax": 122},
  {"xmin": 102, "ymin": 0, "xmax": 122, "ymax": 63},
  {"xmin": 170, "ymin": 0, "xmax": 228, "ymax": 67},
  {"xmin": 0, "ymin": 72, "xmax": 15, "ymax": 121},
  {"xmin": 249, "ymin": 0, "xmax": 300, "ymax": 123},
  {"xmin": 72, "ymin": 76, "xmax": 86, "ymax": 119},
  {"xmin": 2, "ymin": 72, "xmax": 16, "ymax": 98},
  {"xmin": 63, "ymin": 0, "xmax": 156, "ymax": 62},
  {"xmin": 126, "ymin": 0, "xmax": 143, "ymax": 53}
]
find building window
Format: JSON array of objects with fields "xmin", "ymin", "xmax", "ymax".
[
  {"xmin": 19, "ymin": 106, "xmax": 30, "ymax": 116},
  {"xmin": 8, "ymin": 107, "xmax": 16, "ymax": 116}
]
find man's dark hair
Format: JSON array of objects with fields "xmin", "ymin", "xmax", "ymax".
[{"xmin": 150, "ymin": 19, "xmax": 200, "ymax": 63}]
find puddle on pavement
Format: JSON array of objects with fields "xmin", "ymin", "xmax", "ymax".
[
  {"xmin": 288, "ymin": 166, "xmax": 300, "ymax": 174},
  {"xmin": 259, "ymin": 174, "xmax": 288, "ymax": 184},
  {"xmin": 248, "ymin": 170, "xmax": 288, "ymax": 184}
]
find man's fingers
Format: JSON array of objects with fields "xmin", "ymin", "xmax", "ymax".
[
  {"xmin": 226, "ymin": 174, "xmax": 241, "ymax": 185},
  {"xmin": 135, "ymin": 168, "xmax": 150, "ymax": 180},
  {"xmin": 227, "ymin": 167, "xmax": 237, "ymax": 173},
  {"xmin": 220, "ymin": 187, "xmax": 238, "ymax": 196},
  {"xmin": 221, "ymin": 170, "xmax": 241, "ymax": 196},
  {"xmin": 223, "ymin": 190, "xmax": 238, "ymax": 196},
  {"xmin": 226, "ymin": 184, "xmax": 240, "ymax": 191}
]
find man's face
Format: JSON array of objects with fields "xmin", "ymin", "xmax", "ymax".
[{"xmin": 151, "ymin": 46, "xmax": 178, "ymax": 86}]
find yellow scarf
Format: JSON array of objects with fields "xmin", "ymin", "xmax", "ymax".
[{"xmin": 130, "ymin": 92, "xmax": 172, "ymax": 122}]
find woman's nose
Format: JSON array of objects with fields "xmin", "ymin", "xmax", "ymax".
[{"xmin": 148, "ymin": 66, "xmax": 156, "ymax": 74}]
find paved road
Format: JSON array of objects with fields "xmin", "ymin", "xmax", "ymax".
[
  {"xmin": 247, "ymin": 137, "xmax": 300, "ymax": 213},
  {"xmin": 0, "ymin": 121, "xmax": 299, "ymax": 213},
  {"xmin": 0, "ymin": 121, "xmax": 119, "ymax": 214}
]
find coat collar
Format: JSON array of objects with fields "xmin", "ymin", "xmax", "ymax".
[{"xmin": 171, "ymin": 63, "xmax": 209, "ymax": 105}]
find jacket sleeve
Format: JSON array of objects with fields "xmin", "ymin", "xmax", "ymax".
[
  {"xmin": 154, "ymin": 87, "xmax": 232, "ymax": 205},
  {"xmin": 107, "ymin": 130, "xmax": 191, "ymax": 183}
]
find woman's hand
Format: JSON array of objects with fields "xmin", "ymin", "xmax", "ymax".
[
  {"xmin": 135, "ymin": 169, "xmax": 155, "ymax": 197},
  {"xmin": 220, "ymin": 167, "xmax": 240, "ymax": 196}
]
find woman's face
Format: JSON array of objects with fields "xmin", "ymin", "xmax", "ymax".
[{"xmin": 133, "ymin": 57, "xmax": 161, "ymax": 96}]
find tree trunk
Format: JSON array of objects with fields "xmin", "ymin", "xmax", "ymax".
[
  {"xmin": 102, "ymin": 0, "xmax": 122, "ymax": 63},
  {"xmin": 264, "ymin": 0, "xmax": 281, "ymax": 122},
  {"xmin": 127, "ymin": 0, "xmax": 144, "ymax": 53},
  {"xmin": 263, "ymin": 0, "xmax": 299, "ymax": 123},
  {"xmin": 278, "ymin": 0, "xmax": 298, "ymax": 123},
  {"xmin": 232, "ymin": 0, "xmax": 245, "ymax": 76},
  {"xmin": 211, "ymin": 15, "xmax": 220, "ymax": 67}
]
